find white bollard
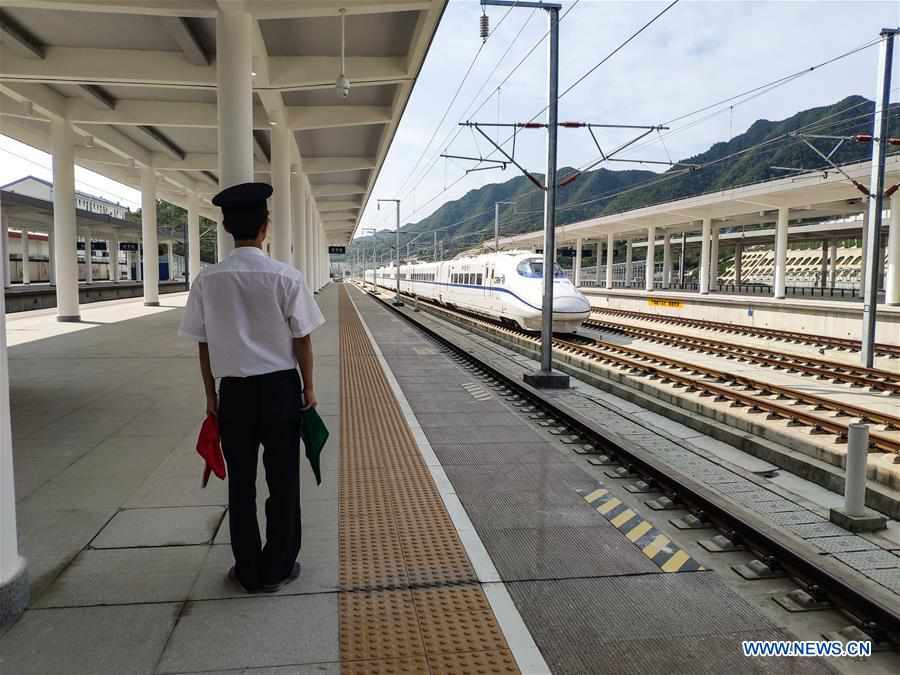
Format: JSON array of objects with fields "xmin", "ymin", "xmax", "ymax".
[{"xmin": 844, "ymin": 423, "xmax": 869, "ymax": 517}]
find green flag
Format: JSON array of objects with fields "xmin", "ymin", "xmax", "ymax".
[{"xmin": 300, "ymin": 407, "xmax": 329, "ymax": 485}]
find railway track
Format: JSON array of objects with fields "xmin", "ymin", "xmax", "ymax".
[
  {"xmin": 583, "ymin": 317, "xmax": 900, "ymax": 396},
  {"xmin": 387, "ymin": 290, "xmax": 900, "ymax": 454},
  {"xmin": 591, "ymin": 307, "xmax": 900, "ymax": 360},
  {"xmin": 362, "ymin": 285, "xmax": 900, "ymax": 650}
]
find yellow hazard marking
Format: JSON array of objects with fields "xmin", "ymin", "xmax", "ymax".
[
  {"xmin": 584, "ymin": 488, "xmax": 608, "ymax": 504},
  {"xmin": 648, "ymin": 298, "xmax": 683, "ymax": 309},
  {"xmin": 661, "ymin": 550, "xmax": 692, "ymax": 572},
  {"xmin": 596, "ymin": 498, "xmax": 622, "ymax": 515},
  {"xmin": 642, "ymin": 534, "xmax": 670, "ymax": 559},
  {"xmin": 582, "ymin": 486, "xmax": 702, "ymax": 574},
  {"xmin": 610, "ymin": 509, "xmax": 637, "ymax": 528},
  {"xmin": 625, "ymin": 520, "xmax": 653, "ymax": 542}
]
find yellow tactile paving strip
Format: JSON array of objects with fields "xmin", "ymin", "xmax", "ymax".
[{"xmin": 338, "ymin": 288, "xmax": 520, "ymax": 675}]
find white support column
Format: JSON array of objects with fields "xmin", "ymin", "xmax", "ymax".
[
  {"xmin": 0, "ymin": 254, "xmax": 28, "ymax": 626},
  {"xmin": 829, "ymin": 240, "xmax": 838, "ymax": 288},
  {"xmin": 314, "ymin": 217, "xmax": 322, "ymax": 290},
  {"xmin": 216, "ymin": 1, "xmax": 254, "ymax": 261},
  {"xmin": 625, "ymin": 240, "xmax": 633, "ymax": 287},
  {"xmin": 51, "ymin": 117, "xmax": 80, "ymax": 321},
  {"xmin": 606, "ymin": 233, "xmax": 614, "ymax": 288},
  {"xmin": 187, "ymin": 192, "xmax": 201, "ymax": 285},
  {"xmin": 887, "ymin": 193, "xmax": 900, "ymax": 304},
  {"xmin": 699, "ymin": 217, "xmax": 711, "ymax": 295},
  {"xmin": 662, "ymin": 230, "xmax": 672, "ymax": 288},
  {"xmin": 734, "ymin": 241, "xmax": 743, "ymax": 286},
  {"xmin": 596, "ymin": 240, "xmax": 604, "ymax": 285},
  {"xmin": 20, "ymin": 231, "xmax": 30, "ymax": 285},
  {"xmin": 709, "ymin": 225, "xmax": 719, "ymax": 292},
  {"xmin": 0, "ymin": 213, "xmax": 9, "ymax": 289},
  {"xmin": 820, "ymin": 241, "xmax": 829, "ymax": 290},
  {"xmin": 574, "ymin": 237, "xmax": 583, "ymax": 287},
  {"xmin": 306, "ymin": 198, "xmax": 316, "ymax": 287},
  {"xmin": 271, "ymin": 124, "xmax": 292, "ymax": 264},
  {"xmin": 291, "ymin": 168, "xmax": 307, "ymax": 273},
  {"xmin": 645, "ymin": 226, "xmax": 656, "ymax": 292},
  {"xmin": 111, "ymin": 235, "xmax": 120, "ymax": 282},
  {"xmin": 774, "ymin": 207, "xmax": 789, "ymax": 299},
  {"xmin": 141, "ymin": 167, "xmax": 159, "ymax": 306}
]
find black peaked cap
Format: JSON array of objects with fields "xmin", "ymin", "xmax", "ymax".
[{"xmin": 212, "ymin": 182, "xmax": 273, "ymax": 209}]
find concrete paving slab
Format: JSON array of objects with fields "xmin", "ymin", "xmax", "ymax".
[
  {"xmin": 92, "ymin": 506, "xmax": 224, "ymax": 548},
  {"xmin": 125, "ymin": 473, "xmax": 228, "ymax": 508},
  {"xmin": 190, "ymin": 539, "xmax": 338, "ymax": 600},
  {"xmin": 430, "ymin": 441, "xmax": 569, "ymax": 466},
  {"xmin": 156, "ymin": 594, "xmax": 339, "ymax": 673},
  {"xmin": 0, "ymin": 603, "xmax": 179, "ymax": 675},
  {"xmin": 34, "ymin": 545, "xmax": 209, "ymax": 608},
  {"xmin": 168, "ymin": 666, "xmax": 340, "ymax": 675}
]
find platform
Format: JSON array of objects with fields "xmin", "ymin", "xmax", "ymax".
[
  {"xmin": 0, "ymin": 284, "xmax": 892, "ymax": 674},
  {"xmin": 583, "ymin": 287, "xmax": 900, "ymax": 348},
  {"xmin": 4, "ymin": 280, "xmax": 188, "ymax": 313}
]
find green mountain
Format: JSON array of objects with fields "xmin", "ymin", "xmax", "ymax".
[{"xmin": 350, "ymin": 95, "xmax": 888, "ymax": 262}]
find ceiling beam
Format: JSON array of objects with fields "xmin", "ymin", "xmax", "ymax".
[
  {"xmin": 303, "ymin": 157, "xmax": 376, "ymax": 174},
  {"xmin": 65, "ymin": 99, "xmax": 391, "ymax": 131},
  {"xmin": 133, "ymin": 125, "xmax": 185, "ymax": 161},
  {"xmin": 318, "ymin": 200, "xmax": 362, "ymax": 212},
  {"xmin": 0, "ymin": 47, "xmax": 409, "ymax": 90},
  {"xmin": 321, "ymin": 211, "xmax": 360, "ymax": 222},
  {"xmin": 0, "ymin": 9, "xmax": 44, "ymax": 58},
  {"xmin": 311, "ymin": 184, "xmax": 368, "ymax": 197},
  {"xmin": 151, "ymin": 152, "xmax": 269, "ymax": 172},
  {"xmin": 288, "ymin": 106, "xmax": 391, "ymax": 131},
  {"xmin": 78, "ymin": 84, "xmax": 117, "ymax": 110},
  {"xmin": 159, "ymin": 16, "xmax": 209, "ymax": 66},
  {"xmin": 246, "ymin": 1, "xmax": 432, "ymax": 19},
  {"xmin": 0, "ymin": 1, "xmax": 218, "ymax": 17}
]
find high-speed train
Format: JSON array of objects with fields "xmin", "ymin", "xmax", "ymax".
[{"xmin": 364, "ymin": 250, "xmax": 591, "ymax": 333}]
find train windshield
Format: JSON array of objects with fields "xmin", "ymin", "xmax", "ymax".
[{"xmin": 517, "ymin": 258, "xmax": 567, "ymax": 278}]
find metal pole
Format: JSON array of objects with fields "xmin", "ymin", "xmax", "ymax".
[
  {"xmin": 680, "ymin": 231, "xmax": 687, "ymax": 287},
  {"xmin": 538, "ymin": 5, "xmax": 560, "ymax": 379},
  {"xmin": 861, "ymin": 29, "xmax": 896, "ymax": 368},
  {"xmin": 395, "ymin": 201, "xmax": 401, "ymax": 304},
  {"xmin": 434, "ymin": 231, "xmax": 438, "ymax": 261}
]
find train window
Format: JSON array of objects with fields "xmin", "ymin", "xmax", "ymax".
[
  {"xmin": 517, "ymin": 258, "xmax": 567, "ymax": 278},
  {"xmin": 476, "ymin": 273, "xmax": 483, "ymax": 285}
]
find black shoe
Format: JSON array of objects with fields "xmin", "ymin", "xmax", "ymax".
[
  {"xmin": 262, "ymin": 562, "xmax": 301, "ymax": 594},
  {"xmin": 228, "ymin": 566, "xmax": 262, "ymax": 594}
]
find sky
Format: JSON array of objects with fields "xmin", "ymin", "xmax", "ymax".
[{"xmin": 2, "ymin": 1, "xmax": 900, "ymax": 226}]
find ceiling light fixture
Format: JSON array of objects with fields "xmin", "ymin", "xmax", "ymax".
[{"xmin": 336, "ymin": 8, "xmax": 350, "ymax": 98}]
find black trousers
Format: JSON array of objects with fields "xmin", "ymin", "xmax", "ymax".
[{"xmin": 218, "ymin": 368, "xmax": 303, "ymax": 590}]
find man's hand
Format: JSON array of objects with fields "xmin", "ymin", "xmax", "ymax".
[
  {"xmin": 206, "ymin": 392, "xmax": 218, "ymax": 417},
  {"xmin": 301, "ymin": 389, "xmax": 318, "ymax": 411}
]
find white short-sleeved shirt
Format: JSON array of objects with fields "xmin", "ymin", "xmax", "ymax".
[{"xmin": 178, "ymin": 246, "xmax": 325, "ymax": 378}]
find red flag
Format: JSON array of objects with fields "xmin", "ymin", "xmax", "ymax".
[{"xmin": 196, "ymin": 414, "xmax": 226, "ymax": 488}]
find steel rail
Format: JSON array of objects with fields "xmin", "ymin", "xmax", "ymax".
[
  {"xmin": 384, "ymin": 290, "xmax": 900, "ymax": 451},
  {"xmin": 590, "ymin": 307, "xmax": 900, "ymax": 359},
  {"xmin": 583, "ymin": 318, "xmax": 900, "ymax": 395},
  {"xmin": 360, "ymin": 283, "xmax": 900, "ymax": 649}
]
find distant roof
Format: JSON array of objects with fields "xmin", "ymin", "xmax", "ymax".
[{"xmin": 0, "ymin": 175, "xmax": 124, "ymax": 208}]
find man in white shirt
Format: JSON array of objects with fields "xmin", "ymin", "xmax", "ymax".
[{"xmin": 179, "ymin": 182, "xmax": 325, "ymax": 593}]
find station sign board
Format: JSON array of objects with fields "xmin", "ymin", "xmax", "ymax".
[
  {"xmin": 91, "ymin": 241, "xmax": 107, "ymax": 251},
  {"xmin": 328, "ymin": 246, "xmax": 346, "ymax": 255},
  {"xmin": 120, "ymin": 242, "xmax": 139, "ymax": 252}
]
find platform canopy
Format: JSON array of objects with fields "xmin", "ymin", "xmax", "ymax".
[
  {"xmin": 0, "ymin": 0, "xmax": 446, "ymax": 246},
  {"xmin": 502, "ymin": 155, "xmax": 900, "ymax": 246}
]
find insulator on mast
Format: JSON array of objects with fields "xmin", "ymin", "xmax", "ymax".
[{"xmin": 480, "ymin": 12, "xmax": 489, "ymax": 42}]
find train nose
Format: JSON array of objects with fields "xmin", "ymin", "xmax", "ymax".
[{"xmin": 552, "ymin": 292, "xmax": 591, "ymax": 314}]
